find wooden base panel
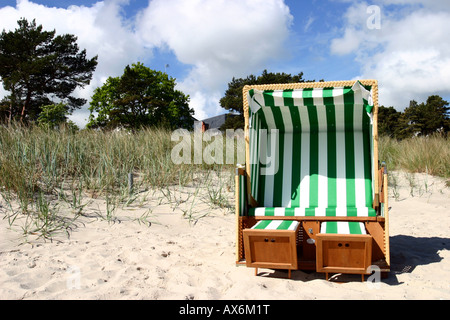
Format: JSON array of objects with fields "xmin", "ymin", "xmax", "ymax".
[
  {"xmin": 240, "ymin": 220, "xmax": 389, "ymax": 281},
  {"xmin": 316, "ymin": 234, "xmax": 373, "ymax": 277},
  {"xmin": 243, "ymin": 224, "xmax": 300, "ymax": 275}
]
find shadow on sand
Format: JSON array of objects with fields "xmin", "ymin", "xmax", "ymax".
[{"xmin": 253, "ymin": 235, "xmax": 449, "ymax": 284}]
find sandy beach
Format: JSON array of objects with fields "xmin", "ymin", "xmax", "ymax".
[{"xmin": 1, "ymin": 171, "xmax": 449, "ymax": 300}]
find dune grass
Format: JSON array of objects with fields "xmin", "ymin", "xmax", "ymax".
[
  {"xmin": 0, "ymin": 123, "xmax": 224, "ymax": 195},
  {"xmin": 1, "ymin": 123, "xmax": 449, "ymax": 240},
  {"xmin": 379, "ymin": 134, "xmax": 450, "ymax": 179},
  {"xmin": 0, "ymin": 123, "xmax": 235, "ymax": 240}
]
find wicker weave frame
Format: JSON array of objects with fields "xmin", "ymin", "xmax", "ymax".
[{"xmin": 242, "ymin": 79, "xmax": 380, "ymax": 210}]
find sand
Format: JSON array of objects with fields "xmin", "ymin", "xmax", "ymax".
[{"xmin": 0, "ymin": 171, "xmax": 449, "ymax": 300}]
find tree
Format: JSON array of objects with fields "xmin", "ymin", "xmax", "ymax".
[
  {"xmin": 378, "ymin": 96, "xmax": 449, "ymax": 139},
  {"xmin": 219, "ymin": 70, "xmax": 320, "ymax": 129},
  {"xmin": 378, "ymin": 106, "xmax": 406, "ymax": 138},
  {"xmin": 421, "ymin": 95, "xmax": 450, "ymax": 135},
  {"xmin": 0, "ymin": 18, "xmax": 98, "ymax": 122},
  {"xmin": 36, "ymin": 103, "xmax": 78, "ymax": 131},
  {"xmin": 37, "ymin": 103, "xmax": 68, "ymax": 129},
  {"xmin": 87, "ymin": 63, "xmax": 194, "ymax": 130},
  {"xmin": 403, "ymin": 96, "xmax": 450, "ymax": 137}
]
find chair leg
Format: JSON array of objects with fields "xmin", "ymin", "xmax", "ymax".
[{"xmin": 255, "ymin": 268, "xmax": 258, "ymax": 276}]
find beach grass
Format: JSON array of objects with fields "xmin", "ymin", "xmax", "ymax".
[
  {"xmin": 1, "ymin": 123, "xmax": 449, "ymax": 239},
  {"xmin": 0, "ymin": 123, "xmax": 236, "ymax": 239},
  {"xmin": 379, "ymin": 134, "xmax": 450, "ymax": 179}
]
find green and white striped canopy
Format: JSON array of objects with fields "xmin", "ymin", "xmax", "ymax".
[
  {"xmin": 247, "ymin": 81, "xmax": 376, "ymax": 217},
  {"xmin": 247, "ymin": 81, "xmax": 373, "ymax": 132}
]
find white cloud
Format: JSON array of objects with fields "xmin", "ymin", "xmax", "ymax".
[
  {"xmin": 330, "ymin": 28, "xmax": 363, "ymax": 55},
  {"xmin": 331, "ymin": 1, "xmax": 450, "ymax": 109},
  {"xmin": 1, "ymin": 0, "xmax": 294, "ymax": 125},
  {"xmin": 136, "ymin": 0, "xmax": 293, "ymax": 119}
]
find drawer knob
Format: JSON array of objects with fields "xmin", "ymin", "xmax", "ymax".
[{"xmin": 271, "ymin": 239, "xmax": 276, "ymax": 243}]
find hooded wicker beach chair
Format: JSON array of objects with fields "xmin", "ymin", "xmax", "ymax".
[{"xmin": 235, "ymin": 80, "xmax": 390, "ymax": 280}]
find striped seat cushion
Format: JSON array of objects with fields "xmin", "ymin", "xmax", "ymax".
[
  {"xmin": 247, "ymin": 81, "xmax": 375, "ymax": 218},
  {"xmin": 251, "ymin": 220, "xmax": 299, "ymax": 231},
  {"xmin": 248, "ymin": 207, "xmax": 376, "ymax": 217},
  {"xmin": 320, "ymin": 221, "xmax": 367, "ymax": 235}
]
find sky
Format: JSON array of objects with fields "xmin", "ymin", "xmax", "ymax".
[{"xmin": 1, "ymin": 0, "xmax": 449, "ymax": 127}]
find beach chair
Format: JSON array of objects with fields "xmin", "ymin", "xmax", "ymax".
[{"xmin": 235, "ymin": 80, "xmax": 390, "ymax": 280}]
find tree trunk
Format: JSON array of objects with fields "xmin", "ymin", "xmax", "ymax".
[
  {"xmin": 20, "ymin": 104, "xmax": 26, "ymax": 122},
  {"xmin": 8, "ymin": 101, "xmax": 12, "ymax": 124},
  {"xmin": 21, "ymin": 87, "xmax": 32, "ymax": 123}
]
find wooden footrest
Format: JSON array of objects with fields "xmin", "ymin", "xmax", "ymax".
[
  {"xmin": 316, "ymin": 222, "xmax": 372, "ymax": 278},
  {"xmin": 243, "ymin": 220, "xmax": 300, "ymax": 278}
]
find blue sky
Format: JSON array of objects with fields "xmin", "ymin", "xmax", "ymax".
[{"xmin": 1, "ymin": 0, "xmax": 449, "ymax": 126}]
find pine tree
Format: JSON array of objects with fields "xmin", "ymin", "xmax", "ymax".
[{"xmin": 0, "ymin": 18, "xmax": 98, "ymax": 122}]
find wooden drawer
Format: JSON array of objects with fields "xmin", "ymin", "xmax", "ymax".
[
  {"xmin": 243, "ymin": 222, "xmax": 299, "ymax": 271},
  {"xmin": 316, "ymin": 234, "xmax": 372, "ymax": 275}
]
